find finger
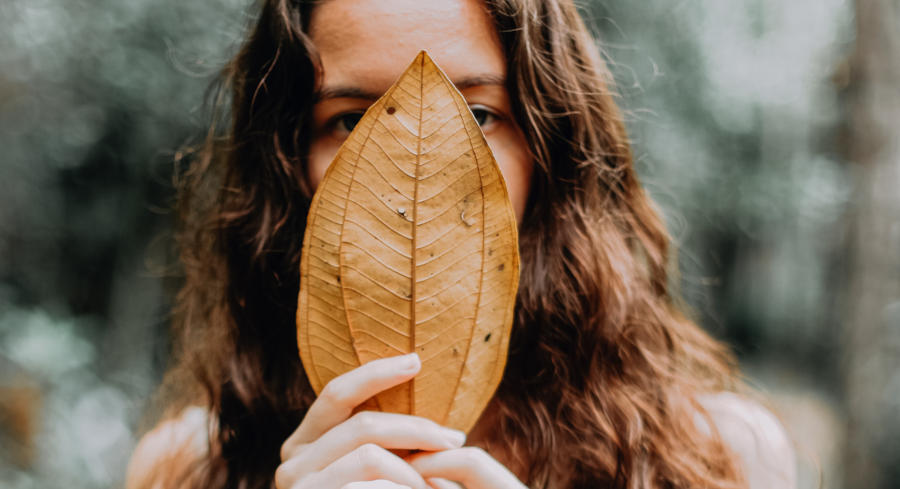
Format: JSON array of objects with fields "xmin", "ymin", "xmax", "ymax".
[
  {"xmin": 283, "ymin": 353, "xmax": 421, "ymax": 456},
  {"xmin": 304, "ymin": 443, "xmax": 429, "ymax": 489},
  {"xmin": 287, "ymin": 411, "xmax": 466, "ymax": 473},
  {"xmin": 426, "ymin": 478, "xmax": 464, "ymax": 489},
  {"xmin": 342, "ymin": 481, "xmax": 412, "ymax": 489},
  {"xmin": 408, "ymin": 448, "xmax": 527, "ymax": 489}
]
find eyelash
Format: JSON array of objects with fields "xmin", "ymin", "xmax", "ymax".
[
  {"xmin": 331, "ymin": 112, "xmax": 363, "ymax": 134},
  {"xmin": 325, "ymin": 104, "xmax": 500, "ymax": 137},
  {"xmin": 469, "ymin": 104, "xmax": 499, "ymax": 128}
]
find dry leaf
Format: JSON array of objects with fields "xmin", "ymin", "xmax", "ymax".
[{"xmin": 296, "ymin": 51, "xmax": 520, "ymax": 432}]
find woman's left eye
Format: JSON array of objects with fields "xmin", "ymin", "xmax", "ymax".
[{"xmin": 469, "ymin": 105, "xmax": 498, "ymax": 128}]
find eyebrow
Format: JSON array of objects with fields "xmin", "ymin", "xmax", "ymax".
[{"xmin": 314, "ymin": 74, "xmax": 506, "ymax": 102}]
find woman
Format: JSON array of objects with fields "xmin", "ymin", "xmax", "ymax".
[{"xmin": 127, "ymin": 0, "xmax": 796, "ymax": 488}]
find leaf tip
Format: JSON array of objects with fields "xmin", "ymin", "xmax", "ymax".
[{"xmin": 417, "ymin": 50, "xmax": 439, "ymax": 72}]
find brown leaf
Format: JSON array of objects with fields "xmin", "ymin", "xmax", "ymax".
[{"xmin": 296, "ymin": 51, "xmax": 520, "ymax": 432}]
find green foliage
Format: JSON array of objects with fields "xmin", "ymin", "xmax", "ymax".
[
  {"xmin": 0, "ymin": 1, "xmax": 249, "ymax": 487},
  {"xmin": 588, "ymin": 0, "xmax": 853, "ymax": 363}
]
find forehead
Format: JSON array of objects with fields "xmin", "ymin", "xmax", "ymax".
[{"xmin": 309, "ymin": 0, "xmax": 505, "ymax": 93}]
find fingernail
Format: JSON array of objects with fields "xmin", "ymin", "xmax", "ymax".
[
  {"xmin": 401, "ymin": 352, "xmax": 420, "ymax": 372},
  {"xmin": 442, "ymin": 428, "xmax": 466, "ymax": 447}
]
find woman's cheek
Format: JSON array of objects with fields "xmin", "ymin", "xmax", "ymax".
[
  {"xmin": 486, "ymin": 128, "xmax": 534, "ymax": 224},
  {"xmin": 306, "ymin": 138, "xmax": 337, "ymax": 191}
]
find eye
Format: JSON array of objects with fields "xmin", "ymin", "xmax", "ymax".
[
  {"xmin": 469, "ymin": 105, "xmax": 498, "ymax": 128},
  {"xmin": 334, "ymin": 112, "xmax": 364, "ymax": 134}
]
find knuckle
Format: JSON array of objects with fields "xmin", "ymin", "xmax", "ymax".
[
  {"xmin": 292, "ymin": 474, "xmax": 318, "ymax": 489},
  {"xmin": 458, "ymin": 446, "xmax": 488, "ymax": 465},
  {"xmin": 319, "ymin": 381, "xmax": 350, "ymax": 407},
  {"xmin": 342, "ymin": 483, "xmax": 402, "ymax": 489},
  {"xmin": 280, "ymin": 441, "xmax": 306, "ymax": 463},
  {"xmin": 279, "ymin": 442, "xmax": 291, "ymax": 463},
  {"xmin": 274, "ymin": 463, "xmax": 292, "ymax": 489},
  {"xmin": 353, "ymin": 443, "xmax": 388, "ymax": 476},
  {"xmin": 355, "ymin": 442, "xmax": 383, "ymax": 460},
  {"xmin": 349, "ymin": 411, "xmax": 380, "ymax": 435}
]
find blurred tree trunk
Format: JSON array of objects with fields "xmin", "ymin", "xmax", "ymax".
[{"xmin": 842, "ymin": 0, "xmax": 900, "ymax": 487}]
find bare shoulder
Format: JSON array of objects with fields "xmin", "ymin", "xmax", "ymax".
[
  {"xmin": 125, "ymin": 406, "xmax": 210, "ymax": 489},
  {"xmin": 696, "ymin": 392, "xmax": 797, "ymax": 489}
]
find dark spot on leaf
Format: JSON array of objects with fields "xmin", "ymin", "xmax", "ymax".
[
  {"xmin": 452, "ymin": 347, "xmax": 459, "ymax": 356},
  {"xmin": 488, "ymin": 248, "xmax": 493, "ymax": 256},
  {"xmin": 498, "ymin": 263, "xmax": 505, "ymax": 271},
  {"xmin": 387, "ymin": 106, "xmax": 396, "ymax": 115},
  {"xmin": 484, "ymin": 333, "xmax": 492, "ymax": 342}
]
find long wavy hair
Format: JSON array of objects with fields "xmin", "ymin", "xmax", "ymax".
[{"xmin": 149, "ymin": 0, "xmax": 746, "ymax": 488}]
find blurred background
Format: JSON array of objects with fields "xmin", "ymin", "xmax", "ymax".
[{"xmin": 0, "ymin": 0, "xmax": 897, "ymax": 487}]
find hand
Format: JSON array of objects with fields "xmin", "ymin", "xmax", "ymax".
[
  {"xmin": 275, "ymin": 353, "xmax": 468, "ymax": 489},
  {"xmin": 408, "ymin": 447, "xmax": 529, "ymax": 489}
]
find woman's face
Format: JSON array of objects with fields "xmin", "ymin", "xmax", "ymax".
[{"xmin": 306, "ymin": 0, "xmax": 533, "ymax": 223}]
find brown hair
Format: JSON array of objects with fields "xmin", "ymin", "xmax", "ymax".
[{"xmin": 151, "ymin": 0, "xmax": 746, "ymax": 487}]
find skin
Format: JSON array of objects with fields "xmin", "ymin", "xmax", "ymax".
[{"xmin": 276, "ymin": 354, "xmax": 525, "ymax": 489}]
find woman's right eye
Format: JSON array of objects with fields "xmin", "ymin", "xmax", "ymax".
[{"xmin": 333, "ymin": 112, "xmax": 364, "ymax": 135}]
